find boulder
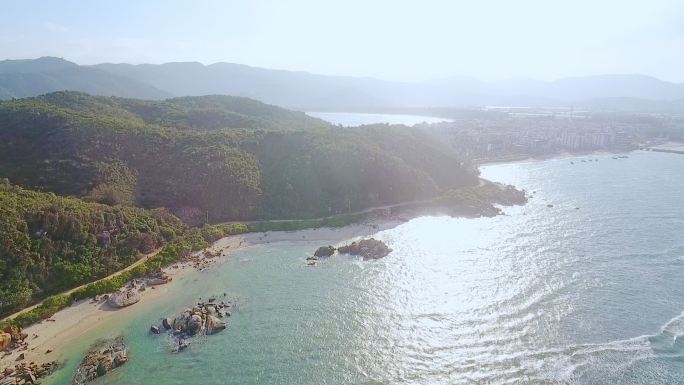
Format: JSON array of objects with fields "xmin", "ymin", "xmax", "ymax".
[
  {"xmin": 337, "ymin": 238, "xmax": 391, "ymax": 260},
  {"xmin": 74, "ymin": 337, "xmax": 127, "ymax": 384},
  {"xmin": 314, "ymin": 245, "xmax": 335, "ymax": 258},
  {"xmin": 114, "ymin": 350, "xmax": 127, "ymax": 366},
  {"xmin": 150, "ymin": 325, "xmax": 160, "ymax": 334},
  {"xmin": 0, "ymin": 332, "xmax": 11, "ymax": 351},
  {"xmin": 186, "ymin": 314, "xmax": 203, "ymax": 336},
  {"xmin": 108, "ymin": 289, "xmax": 141, "ymax": 308},
  {"xmin": 162, "ymin": 318, "xmax": 172, "ymax": 330},
  {"xmin": 205, "ymin": 315, "xmax": 226, "ymax": 335},
  {"xmin": 96, "ymin": 362, "xmax": 107, "ymax": 377},
  {"xmin": 178, "ymin": 339, "xmax": 190, "ymax": 351}
]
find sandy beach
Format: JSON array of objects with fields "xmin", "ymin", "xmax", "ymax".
[{"xmin": 0, "ymin": 219, "xmax": 401, "ymax": 371}]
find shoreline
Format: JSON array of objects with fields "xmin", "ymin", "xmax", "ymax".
[
  {"xmin": 475, "ymin": 149, "xmax": 635, "ymax": 167},
  {"xmin": 0, "ymin": 152, "xmax": 547, "ymax": 376},
  {"xmin": 0, "ymin": 219, "xmax": 403, "ymax": 371}
]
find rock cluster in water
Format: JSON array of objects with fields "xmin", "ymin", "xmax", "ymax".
[
  {"xmin": 150, "ymin": 299, "xmax": 232, "ymax": 352},
  {"xmin": 308, "ymin": 238, "xmax": 391, "ymax": 264},
  {"xmin": 337, "ymin": 238, "xmax": 392, "ymax": 260},
  {"xmin": 313, "ymin": 246, "xmax": 335, "ymax": 258},
  {"xmin": 72, "ymin": 337, "xmax": 127, "ymax": 385}
]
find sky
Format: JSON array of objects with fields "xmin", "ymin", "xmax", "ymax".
[{"xmin": 0, "ymin": 0, "xmax": 682, "ymax": 82}]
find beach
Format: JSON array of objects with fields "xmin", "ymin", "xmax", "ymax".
[{"xmin": 0, "ymin": 219, "xmax": 400, "ymax": 371}]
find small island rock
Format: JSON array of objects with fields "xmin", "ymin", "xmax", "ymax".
[{"xmin": 314, "ymin": 245, "xmax": 335, "ymax": 258}]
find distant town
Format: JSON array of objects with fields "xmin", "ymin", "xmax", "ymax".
[{"xmin": 421, "ymin": 107, "xmax": 684, "ymax": 163}]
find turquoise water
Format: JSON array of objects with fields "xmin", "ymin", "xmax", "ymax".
[
  {"xmin": 306, "ymin": 112, "xmax": 450, "ymax": 126},
  {"xmin": 46, "ymin": 151, "xmax": 684, "ymax": 384}
]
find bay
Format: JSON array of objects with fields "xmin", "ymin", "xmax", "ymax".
[{"xmin": 46, "ymin": 151, "xmax": 684, "ymax": 384}]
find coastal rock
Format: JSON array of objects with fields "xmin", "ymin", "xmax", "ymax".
[
  {"xmin": 0, "ymin": 332, "xmax": 11, "ymax": 351},
  {"xmin": 152, "ymin": 299, "xmax": 237, "ymax": 353},
  {"xmin": 314, "ymin": 245, "xmax": 335, "ymax": 258},
  {"xmin": 337, "ymin": 238, "xmax": 391, "ymax": 260},
  {"xmin": 0, "ymin": 361, "xmax": 58, "ymax": 385},
  {"xmin": 73, "ymin": 337, "xmax": 127, "ymax": 385},
  {"xmin": 162, "ymin": 318, "xmax": 172, "ymax": 330},
  {"xmin": 178, "ymin": 339, "xmax": 190, "ymax": 351},
  {"xmin": 186, "ymin": 315, "xmax": 203, "ymax": 336},
  {"xmin": 145, "ymin": 270, "xmax": 171, "ymax": 286},
  {"xmin": 205, "ymin": 315, "xmax": 226, "ymax": 335},
  {"xmin": 3, "ymin": 326, "xmax": 26, "ymax": 345},
  {"xmin": 108, "ymin": 289, "xmax": 141, "ymax": 308},
  {"xmin": 150, "ymin": 325, "xmax": 160, "ymax": 334}
]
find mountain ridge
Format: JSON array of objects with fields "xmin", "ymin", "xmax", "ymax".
[{"xmin": 0, "ymin": 57, "xmax": 682, "ymax": 110}]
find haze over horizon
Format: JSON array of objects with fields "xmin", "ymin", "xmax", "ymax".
[{"xmin": 2, "ymin": 0, "xmax": 683, "ymax": 83}]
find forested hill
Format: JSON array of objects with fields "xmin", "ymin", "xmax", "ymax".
[
  {"xmin": 0, "ymin": 92, "xmax": 477, "ymax": 223},
  {"xmin": 0, "ymin": 178, "xmax": 188, "ymax": 316}
]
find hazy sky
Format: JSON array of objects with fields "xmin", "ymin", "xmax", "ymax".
[{"xmin": 1, "ymin": 0, "xmax": 682, "ymax": 82}]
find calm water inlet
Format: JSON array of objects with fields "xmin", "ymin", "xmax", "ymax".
[{"xmin": 306, "ymin": 111, "xmax": 451, "ymax": 126}]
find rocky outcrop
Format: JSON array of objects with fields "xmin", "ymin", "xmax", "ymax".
[
  {"xmin": 205, "ymin": 315, "xmax": 226, "ymax": 335},
  {"xmin": 1, "ymin": 326, "xmax": 28, "ymax": 352},
  {"xmin": 107, "ymin": 289, "xmax": 140, "ymax": 308},
  {"xmin": 186, "ymin": 314, "xmax": 203, "ymax": 336},
  {"xmin": 309, "ymin": 239, "xmax": 392, "ymax": 263},
  {"xmin": 73, "ymin": 337, "xmax": 127, "ymax": 385},
  {"xmin": 337, "ymin": 238, "xmax": 391, "ymax": 260},
  {"xmin": 0, "ymin": 333, "xmax": 10, "ymax": 351},
  {"xmin": 151, "ymin": 300, "xmax": 233, "ymax": 352},
  {"xmin": 145, "ymin": 269, "xmax": 171, "ymax": 286},
  {"xmin": 162, "ymin": 318, "xmax": 172, "ymax": 330},
  {"xmin": 313, "ymin": 246, "xmax": 335, "ymax": 258},
  {"xmin": 0, "ymin": 361, "xmax": 58, "ymax": 385}
]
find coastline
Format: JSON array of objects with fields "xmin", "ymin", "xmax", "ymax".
[
  {"xmin": 0, "ymin": 219, "xmax": 402, "ymax": 371},
  {"xmin": 475, "ymin": 149, "xmax": 633, "ymax": 167},
  {"xmin": 0, "ymin": 156, "xmax": 538, "ymax": 378},
  {"xmin": 0, "ymin": 152, "xmax": 544, "ymax": 377}
]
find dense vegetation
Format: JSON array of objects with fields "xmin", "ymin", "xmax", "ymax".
[
  {"xmin": 0, "ymin": 91, "xmax": 477, "ymax": 222},
  {"xmin": 0, "ymin": 178, "xmax": 192, "ymax": 317},
  {"xmin": 2, "ymin": 219, "xmax": 248, "ymax": 327}
]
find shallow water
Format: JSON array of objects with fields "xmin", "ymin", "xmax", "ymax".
[
  {"xmin": 46, "ymin": 151, "xmax": 684, "ymax": 384},
  {"xmin": 306, "ymin": 111, "xmax": 450, "ymax": 126}
]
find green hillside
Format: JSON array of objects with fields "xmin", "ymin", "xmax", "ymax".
[
  {"xmin": 0, "ymin": 178, "xmax": 188, "ymax": 316},
  {"xmin": 0, "ymin": 92, "xmax": 477, "ymax": 223}
]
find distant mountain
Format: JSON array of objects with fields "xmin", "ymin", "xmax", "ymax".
[
  {"xmin": 1, "ymin": 57, "xmax": 683, "ymax": 110},
  {"xmin": 0, "ymin": 57, "xmax": 170, "ymax": 100},
  {"xmin": 90, "ymin": 62, "xmax": 684, "ymax": 109},
  {"xmin": 92, "ymin": 61, "xmax": 397, "ymax": 109}
]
